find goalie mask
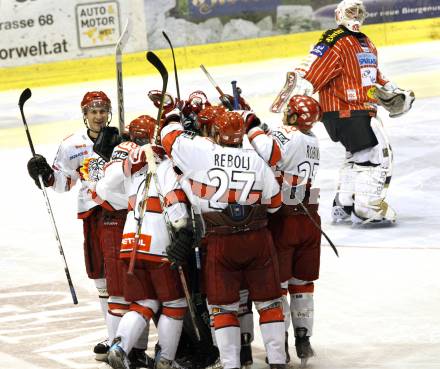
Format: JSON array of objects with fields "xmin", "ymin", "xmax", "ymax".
[
  {"xmin": 128, "ymin": 115, "xmax": 157, "ymax": 145},
  {"xmin": 335, "ymin": 0, "xmax": 366, "ymax": 33},
  {"xmin": 213, "ymin": 111, "xmax": 245, "ymax": 146},
  {"xmin": 284, "ymin": 95, "xmax": 322, "ymax": 130}
]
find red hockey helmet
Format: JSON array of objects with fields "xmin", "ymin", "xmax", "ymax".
[
  {"xmin": 285, "ymin": 95, "xmax": 322, "ymax": 130},
  {"xmin": 213, "ymin": 111, "xmax": 245, "ymax": 146},
  {"xmin": 128, "ymin": 115, "xmax": 157, "ymax": 145},
  {"xmin": 182, "ymin": 90, "xmax": 211, "ymax": 116},
  {"xmin": 81, "ymin": 91, "xmax": 111, "ymax": 113},
  {"xmin": 197, "ymin": 105, "xmax": 226, "ymax": 137}
]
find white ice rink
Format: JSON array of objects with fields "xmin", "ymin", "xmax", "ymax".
[{"xmin": 0, "ymin": 41, "xmax": 439, "ymax": 369}]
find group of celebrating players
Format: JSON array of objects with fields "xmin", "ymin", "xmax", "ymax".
[{"xmin": 26, "ymin": 1, "xmax": 415, "ymax": 369}]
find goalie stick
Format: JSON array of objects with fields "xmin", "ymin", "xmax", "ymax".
[
  {"xmin": 270, "ymin": 71, "xmax": 296, "ymax": 113},
  {"xmin": 115, "ymin": 20, "xmax": 131, "ymax": 133},
  {"xmin": 19, "ymin": 88, "xmax": 78, "ymax": 305}
]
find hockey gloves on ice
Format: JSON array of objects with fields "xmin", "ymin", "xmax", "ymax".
[
  {"xmin": 27, "ymin": 154, "xmax": 54, "ymax": 189},
  {"xmin": 166, "ymin": 228, "xmax": 194, "ymax": 266},
  {"xmin": 93, "ymin": 126, "xmax": 122, "ymax": 162}
]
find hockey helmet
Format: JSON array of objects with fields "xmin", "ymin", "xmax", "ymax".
[
  {"xmin": 197, "ymin": 105, "xmax": 226, "ymax": 137},
  {"xmin": 284, "ymin": 95, "xmax": 322, "ymax": 130},
  {"xmin": 81, "ymin": 91, "xmax": 111, "ymax": 113},
  {"xmin": 335, "ymin": 0, "xmax": 366, "ymax": 32},
  {"xmin": 128, "ymin": 115, "xmax": 157, "ymax": 145},
  {"xmin": 213, "ymin": 111, "xmax": 245, "ymax": 146}
]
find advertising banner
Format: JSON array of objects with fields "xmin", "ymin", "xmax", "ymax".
[
  {"xmin": 188, "ymin": 0, "xmax": 281, "ymax": 20},
  {"xmin": 0, "ymin": 0, "xmax": 147, "ymax": 68}
]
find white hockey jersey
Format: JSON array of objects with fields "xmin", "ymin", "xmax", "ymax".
[
  {"xmin": 51, "ymin": 128, "xmax": 106, "ymax": 218},
  {"xmin": 93, "ymin": 141, "xmax": 138, "ymax": 211},
  {"xmin": 120, "ymin": 158, "xmax": 189, "ymax": 263},
  {"xmin": 160, "ymin": 123, "xmax": 282, "ymax": 213},
  {"xmin": 248, "ymin": 125, "xmax": 320, "ymax": 205}
]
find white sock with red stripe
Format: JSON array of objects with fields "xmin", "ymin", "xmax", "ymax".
[
  {"xmin": 256, "ymin": 299, "xmax": 286, "ymax": 364},
  {"xmin": 289, "ymin": 279, "xmax": 314, "ymax": 336},
  {"xmin": 94, "ymin": 278, "xmax": 109, "ymax": 321},
  {"xmin": 212, "ymin": 303, "xmax": 241, "ymax": 369},
  {"xmin": 107, "ymin": 296, "xmax": 129, "ymax": 344},
  {"xmin": 158, "ymin": 298, "xmax": 187, "ymax": 360},
  {"xmin": 115, "ymin": 311, "xmax": 148, "ymax": 354}
]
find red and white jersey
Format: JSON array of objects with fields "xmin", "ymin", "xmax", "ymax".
[
  {"xmin": 161, "ymin": 123, "xmax": 282, "ymax": 213},
  {"xmin": 120, "ymin": 158, "xmax": 189, "ymax": 263},
  {"xmin": 248, "ymin": 125, "xmax": 320, "ymax": 205},
  {"xmin": 94, "ymin": 141, "xmax": 138, "ymax": 211},
  {"xmin": 51, "ymin": 128, "xmax": 106, "ymax": 218},
  {"xmin": 295, "ymin": 26, "xmax": 389, "ymax": 113}
]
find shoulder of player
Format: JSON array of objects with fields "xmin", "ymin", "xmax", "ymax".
[{"xmin": 316, "ymin": 27, "xmax": 353, "ymax": 47}]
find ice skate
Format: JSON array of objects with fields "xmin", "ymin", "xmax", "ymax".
[
  {"xmin": 108, "ymin": 339, "xmax": 131, "ymax": 369},
  {"xmin": 240, "ymin": 333, "xmax": 253, "ymax": 369},
  {"xmin": 94, "ymin": 338, "xmax": 110, "ymax": 362},
  {"xmin": 204, "ymin": 357, "xmax": 223, "ymax": 369},
  {"xmin": 294, "ymin": 328, "xmax": 314, "ymax": 368},
  {"xmin": 155, "ymin": 357, "xmax": 187, "ymax": 369},
  {"xmin": 128, "ymin": 347, "xmax": 153, "ymax": 369}
]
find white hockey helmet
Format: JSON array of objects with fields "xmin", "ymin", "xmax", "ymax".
[{"xmin": 335, "ymin": 0, "xmax": 367, "ymax": 32}]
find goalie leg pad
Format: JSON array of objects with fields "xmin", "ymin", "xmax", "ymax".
[
  {"xmin": 352, "ymin": 164, "xmax": 396, "ymax": 223},
  {"xmin": 332, "ymin": 160, "xmax": 356, "ymax": 222}
]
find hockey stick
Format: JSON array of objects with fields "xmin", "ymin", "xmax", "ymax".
[
  {"xmin": 200, "ymin": 64, "xmax": 233, "ymax": 111},
  {"xmin": 162, "ymin": 31, "xmax": 203, "ymax": 273},
  {"xmin": 147, "ymin": 51, "xmax": 201, "ymax": 341},
  {"xmin": 162, "ymin": 31, "xmax": 181, "ymax": 101},
  {"xmin": 115, "ymin": 20, "xmax": 131, "ymax": 133},
  {"xmin": 19, "ymin": 88, "xmax": 78, "ymax": 304},
  {"xmin": 296, "ymin": 199, "xmax": 339, "ymax": 257}
]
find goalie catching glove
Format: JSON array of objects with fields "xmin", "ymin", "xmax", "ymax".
[
  {"xmin": 27, "ymin": 154, "xmax": 54, "ymax": 189},
  {"xmin": 166, "ymin": 228, "xmax": 194, "ymax": 266},
  {"xmin": 374, "ymin": 83, "xmax": 415, "ymax": 118}
]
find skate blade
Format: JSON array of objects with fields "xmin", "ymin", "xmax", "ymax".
[
  {"xmin": 299, "ymin": 358, "xmax": 308, "ymax": 369},
  {"xmin": 352, "ymin": 219, "xmax": 397, "ymax": 228},
  {"xmin": 240, "ymin": 364, "xmax": 252, "ymax": 369}
]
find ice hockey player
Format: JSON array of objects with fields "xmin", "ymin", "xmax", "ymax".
[
  {"xmin": 80, "ymin": 115, "xmax": 160, "ymax": 367},
  {"xmin": 107, "ymin": 126, "xmax": 192, "ymax": 369},
  {"xmin": 246, "ymin": 95, "xmax": 323, "ymax": 367},
  {"xmin": 26, "ymin": 91, "xmax": 123, "ymax": 359},
  {"xmin": 161, "ymin": 110, "xmax": 287, "ymax": 369},
  {"xmin": 278, "ymin": 0, "xmax": 414, "ymax": 225}
]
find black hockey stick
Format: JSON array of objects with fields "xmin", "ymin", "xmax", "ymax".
[
  {"xmin": 162, "ymin": 31, "xmax": 181, "ymax": 101},
  {"xmin": 146, "ymin": 51, "xmax": 202, "ymax": 341},
  {"xmin": 19, "ymin": 88, "xmax": 78, "ymax": 304}
]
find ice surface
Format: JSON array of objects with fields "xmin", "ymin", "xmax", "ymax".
[{"xmin": 0, "ymin": 41, "xmax": 439, "ymax": 369}]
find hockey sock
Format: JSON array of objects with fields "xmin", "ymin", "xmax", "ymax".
[
  {"xmin": 115, "ymin": 311, "xmax": 147, "ymax": 354},
  {"xmin": 257, "ymin": 303, "xmax": 285, "ymax": 364},
  {"xmin": 214, "ymin": 312, "xmax": 241, "ymax": 369}
]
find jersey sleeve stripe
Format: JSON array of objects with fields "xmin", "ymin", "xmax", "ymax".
[{"xmin": 162, "ymin": 128, "xmax": 183, "ymax": 157}]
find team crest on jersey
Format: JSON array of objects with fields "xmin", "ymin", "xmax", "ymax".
[
  {"xmin": 272, "ymin": 130, "xmax": 289, "ymax": 145},
  {"xmin": 310, "ymin": 43, "xmax": 329, "ymax": 57}
]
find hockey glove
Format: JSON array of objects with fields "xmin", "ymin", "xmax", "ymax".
[
  {"xmin": 93, "ymin": 126, "xmax": 121, "ymax": 162},
  {"xmin": 27, "ymin": 154, "xmax": 54, "ymax": 189},
  {"xmin": 374, "ymin": 84, "xmax": 415, "ymax": 118},
  {"xmin": 166, "ymin": 228, "xmax": 194, "ymax": 266}
]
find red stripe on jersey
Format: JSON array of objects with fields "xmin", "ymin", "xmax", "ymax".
[
  {"xmin": 162, "ymin": 129, "xmax": 183, "ymax": 157},
  {"xmin": 248, "ymin": 130, "xmax": 264, "ymax": 142},
  {"xmin": 268, "ymin": 191, "xmax": 282, "ymax": 209},
  {"xmin": 164, "ymin": 189, "xmax": 188, "ymax": 207},
  {"xmin": 268, "ymin": 140, "xmax": 282, "ymax": 167}
]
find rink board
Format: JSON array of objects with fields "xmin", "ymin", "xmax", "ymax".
[{"xmin": 1, "ymin": 17, "xmax": 439, "ymax": 91}]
